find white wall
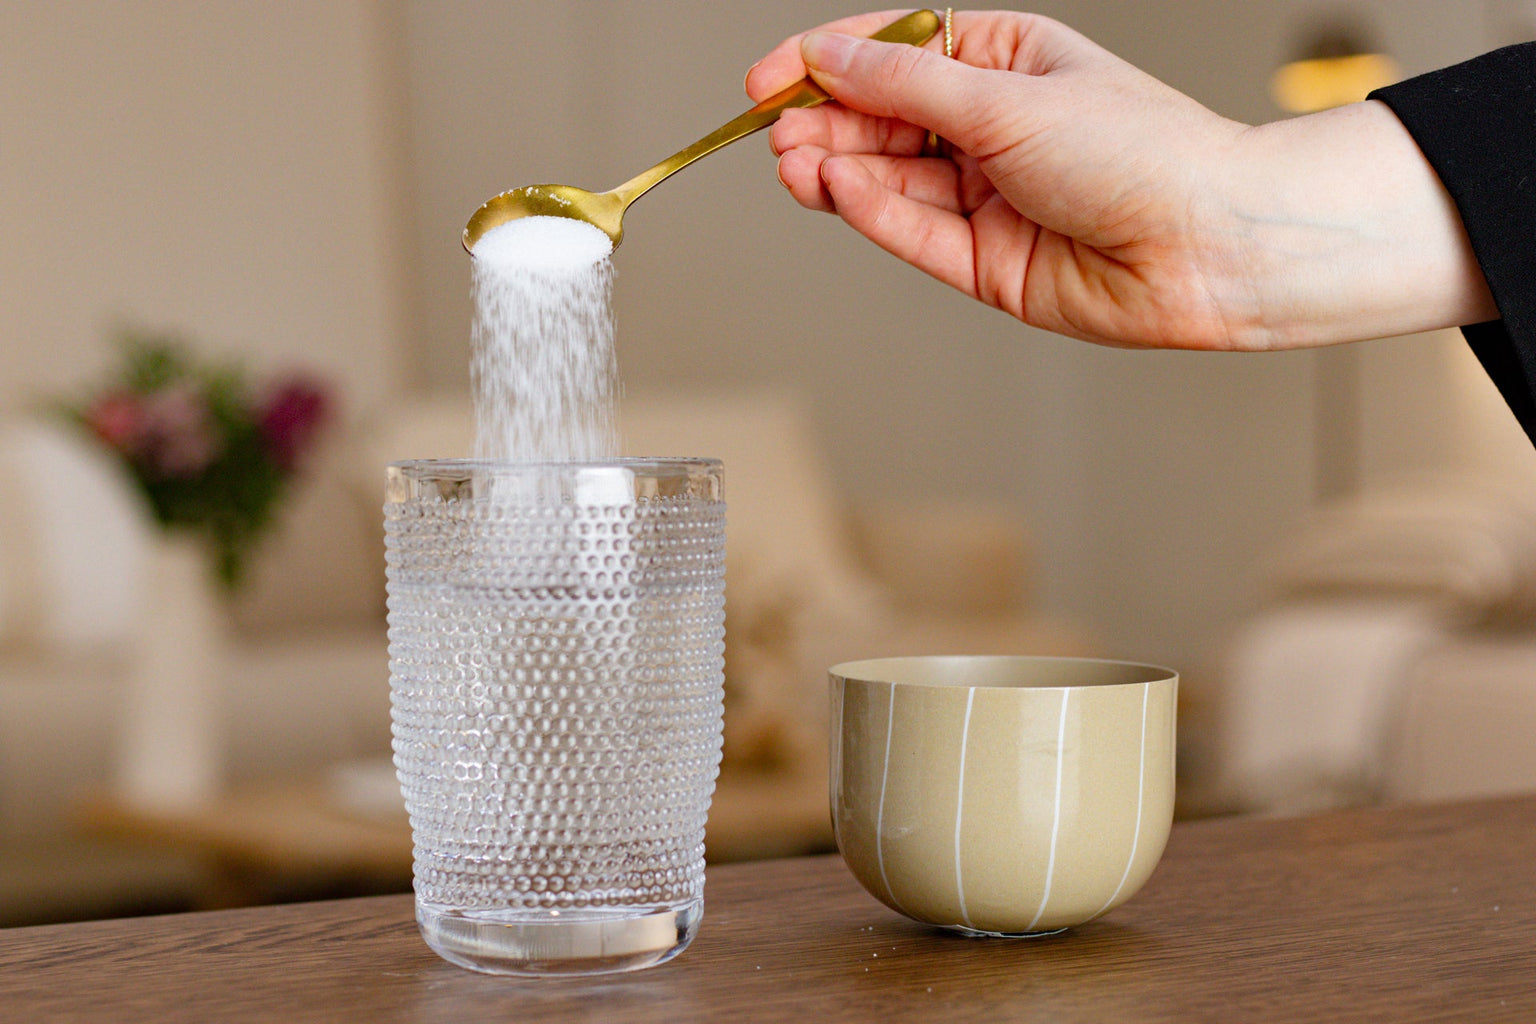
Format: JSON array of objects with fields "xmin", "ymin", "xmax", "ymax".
[{"xmin": 0, "ymin": 0, "xmax": 413, "ymax": 420}]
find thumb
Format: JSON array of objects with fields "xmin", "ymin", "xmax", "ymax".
[{"xmin": 800, "ymin": 31, "xmax": 1000, "ymax": 151}]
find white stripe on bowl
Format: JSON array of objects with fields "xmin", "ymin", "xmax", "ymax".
[
  {"xmin": 954, "ymin": 688, "xmax": 977, "ymax": 930},
  {"xmin": 1026, "ymin": 688, "xmax": 1071, "ymax": 933},
  {"xmin": 1094, "ymin": 683, "xmax": 1149, "ymax": 918},
  {"xmin": 875, "ymin": 682, "xmax": 908, "ymax": 915},
  {"xmin": 830, "ymin": 680, "xmax": 843, "ymax": 798}
]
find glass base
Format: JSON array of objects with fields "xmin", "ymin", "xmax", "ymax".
[{"xmin": 417, "ymin": 900, "xmax": 701, "ymax": 976}]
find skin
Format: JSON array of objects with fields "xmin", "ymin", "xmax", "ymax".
[{"xmin": 744, "ymin": 9, "xmax": 1498, "ymax": 352}]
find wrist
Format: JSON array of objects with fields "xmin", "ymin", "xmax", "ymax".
[{"xmin": 1219, "ymin": 100, "xmax": 1495, "ymax": 350}]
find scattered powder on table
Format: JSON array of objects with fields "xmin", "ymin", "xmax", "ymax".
[{"xmin": 469, "ymin": 216, "xmax": 619, "ymax": 462}]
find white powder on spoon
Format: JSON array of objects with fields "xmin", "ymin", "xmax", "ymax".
[{"xmin": 469, "ymin": 215, "xmax": 619, "ymax": 462}]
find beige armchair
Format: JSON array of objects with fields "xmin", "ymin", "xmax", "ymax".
[{"xmin": 1212, "ymin": 474, "xmax": 1536, "ymax": 815}]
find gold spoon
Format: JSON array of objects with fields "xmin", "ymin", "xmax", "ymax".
[{"xmin": 463, "ymin": 9, "xmax": 942, "ymax": 253}]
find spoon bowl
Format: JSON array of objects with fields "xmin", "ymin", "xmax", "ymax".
[
  {"xmin": 465, "ymin": 184, "xmax": 628, "ymax": 249},
  {"xmin": 463, "ymin": 9, "xmax": 941, "ymax": 253}
]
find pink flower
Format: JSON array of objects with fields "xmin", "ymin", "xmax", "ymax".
[
  {"xmin": 85, "ymin": 391, "xmax": 146, "ymax": 453},
  {"xmin": 137, "ymin": 384, "xmax": 223, "ymax": 480},
  {"xmin": 258, "ymin": 376, "xmax": 330, "ymax": 472}
]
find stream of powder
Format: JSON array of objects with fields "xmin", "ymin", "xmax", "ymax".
[{"xmin": 469, "ymin": 216, "xmax": 619, "ymax": 461}]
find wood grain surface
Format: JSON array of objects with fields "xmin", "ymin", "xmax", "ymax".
[{"xmin": 5, "ymin": 795, "xmax": 1536, "ymax": 1023}]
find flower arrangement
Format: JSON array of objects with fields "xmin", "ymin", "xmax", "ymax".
[{"xmin": 62, "ymin": 331, "xmax": 332, "ymax": 589}]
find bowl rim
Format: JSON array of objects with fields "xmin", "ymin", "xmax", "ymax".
[{"xmin": 828, "ymin": 654, "xmax": 1177, "ymax": 691}]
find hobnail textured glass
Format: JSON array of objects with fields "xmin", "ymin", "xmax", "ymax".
[{"xmin": 384, "ymin": 459, "xmax": 726, "ymax": 975}]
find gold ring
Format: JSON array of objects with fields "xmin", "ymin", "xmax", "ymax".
[{"xmin": 923, "ymin": 8, "xmax": 955, "ymax": 157}]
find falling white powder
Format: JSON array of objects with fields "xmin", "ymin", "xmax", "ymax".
[{"xmin": 469, "ymin": 216, "xmax": 619, "ymax": 462}]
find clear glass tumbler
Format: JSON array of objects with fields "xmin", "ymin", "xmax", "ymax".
[{"xmin": 384, "ymin": 458, "xmax": 726, "ymax": 975}]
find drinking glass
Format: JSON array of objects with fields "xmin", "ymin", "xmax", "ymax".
[{"xmin": 384, "ymin": 458, "xmax": 726, "ymax": 975}]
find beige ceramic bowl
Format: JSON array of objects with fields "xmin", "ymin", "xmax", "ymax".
[{"xmin": 829, "ymin": 656, "xmax": 1177, "ymax": 936}]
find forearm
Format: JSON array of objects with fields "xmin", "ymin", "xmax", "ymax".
[{"xmin": 1218, "ymin": 100, "xmax": 1496, "ymax": 351}]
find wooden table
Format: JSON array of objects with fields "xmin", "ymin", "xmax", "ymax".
[{"xmin": 8, "ymin": 795, "xmax": 1536, "ymax": 1022}]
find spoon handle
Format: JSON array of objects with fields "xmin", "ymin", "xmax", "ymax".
[{"xmin": 611, "ymin": 9, "xmax": 942, "ymax": 205}]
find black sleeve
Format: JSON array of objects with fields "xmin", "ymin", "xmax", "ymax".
[{"xmin": 1368, "ymin": 43, "xmax": 1536, "ymax": 445}]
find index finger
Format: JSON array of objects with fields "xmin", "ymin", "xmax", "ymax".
[{"xmin": 745, "ymin": 8, "xmax": 932, "ymax": 102}]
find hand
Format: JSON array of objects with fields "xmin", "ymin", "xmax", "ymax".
[{"xmin": 746, "ymin": 10, "xmax": 1495, "ymax": 350}]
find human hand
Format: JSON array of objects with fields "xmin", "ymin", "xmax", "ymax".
[{"xmin": 746, "ymin": 10, "xmax": 1494, "ymax": 350}]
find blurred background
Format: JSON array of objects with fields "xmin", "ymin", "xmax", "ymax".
[{"xmin": 5, "ymin": 0, "xmax": 1536, "ymax": 926}]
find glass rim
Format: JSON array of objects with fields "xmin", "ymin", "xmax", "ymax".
[{"xmin": 388, "ymin": 456, "xmax": 721, "ymax": 476}]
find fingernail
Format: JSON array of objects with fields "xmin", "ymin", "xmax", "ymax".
[
  {"xmin": 743, "ymin": 60, "xmax": 761, "ymax": 93},
  {"xmin": 776, "ymin": 156, "xmax": 791, "ymax": 190},
  {"xmin": 801, "ymin": 31, "xmax": 856, "ymax": 75}
]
